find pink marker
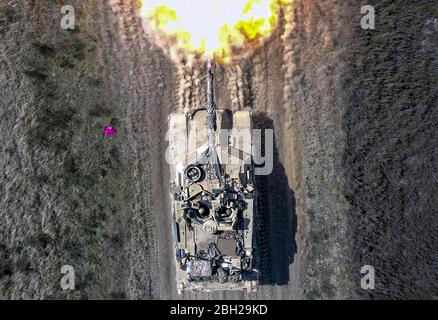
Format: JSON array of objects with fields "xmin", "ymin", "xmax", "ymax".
[{"xmin": 103, "ymin": 126, "xmax": 117, "ymax": 136}]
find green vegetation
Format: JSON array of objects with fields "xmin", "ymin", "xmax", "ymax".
[{"xmin": 0, "ymin": 7, "xmax": 19, "ymax": 23}]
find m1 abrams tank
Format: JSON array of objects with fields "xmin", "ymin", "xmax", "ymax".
[{"xmin": 168, "ymin": 61, "xmax": 258, "ymax": 293}]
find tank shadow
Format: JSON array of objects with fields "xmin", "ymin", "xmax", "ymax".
[{"xmin": 252, "ymin": 112, "xmax": 297, "ymax": 286}]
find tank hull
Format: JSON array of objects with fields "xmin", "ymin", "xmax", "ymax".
[{"xmin": 168, "ymin": 109, "xmax": 258, "ymax": 293}]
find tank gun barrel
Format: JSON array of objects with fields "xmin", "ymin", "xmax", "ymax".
[
  {"xmin": 205, "ymin": 60, "xmax": 223, "ymax": 186},
  {"xmin": 206, "ymin": 60, "xmax": 217, "ymax": 132}
]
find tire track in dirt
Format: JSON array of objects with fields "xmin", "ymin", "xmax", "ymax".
[
  {"xmin": 123, "ymin": 0, "xmax": 192, "ymax": 299},
  {"xmin": 106, "ymin": 0, "xmax": 173, "ymax": 298},
  {"xmin": 177, "ymin": 63, "xmax": 192, "ymax": 111},
  {"xmin": 125, "ymin": 0, "xmax": 177, "ymax": 299},
  {"xmin": 103, "ymin": 0, "xmax": 156, "ymax": 299},
  {"xmin": 226, "ymin": 64, "xmax": 245, "ymax": 111}
]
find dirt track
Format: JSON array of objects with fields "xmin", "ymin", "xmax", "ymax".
[{"xmin": 1, "ymin": 0, "xmax": 436, "ymax": 299}]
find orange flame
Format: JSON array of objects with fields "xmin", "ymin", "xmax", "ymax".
[{"xmin": 139, "ymin": 0, "xmax": 291, "ymax": 62}]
